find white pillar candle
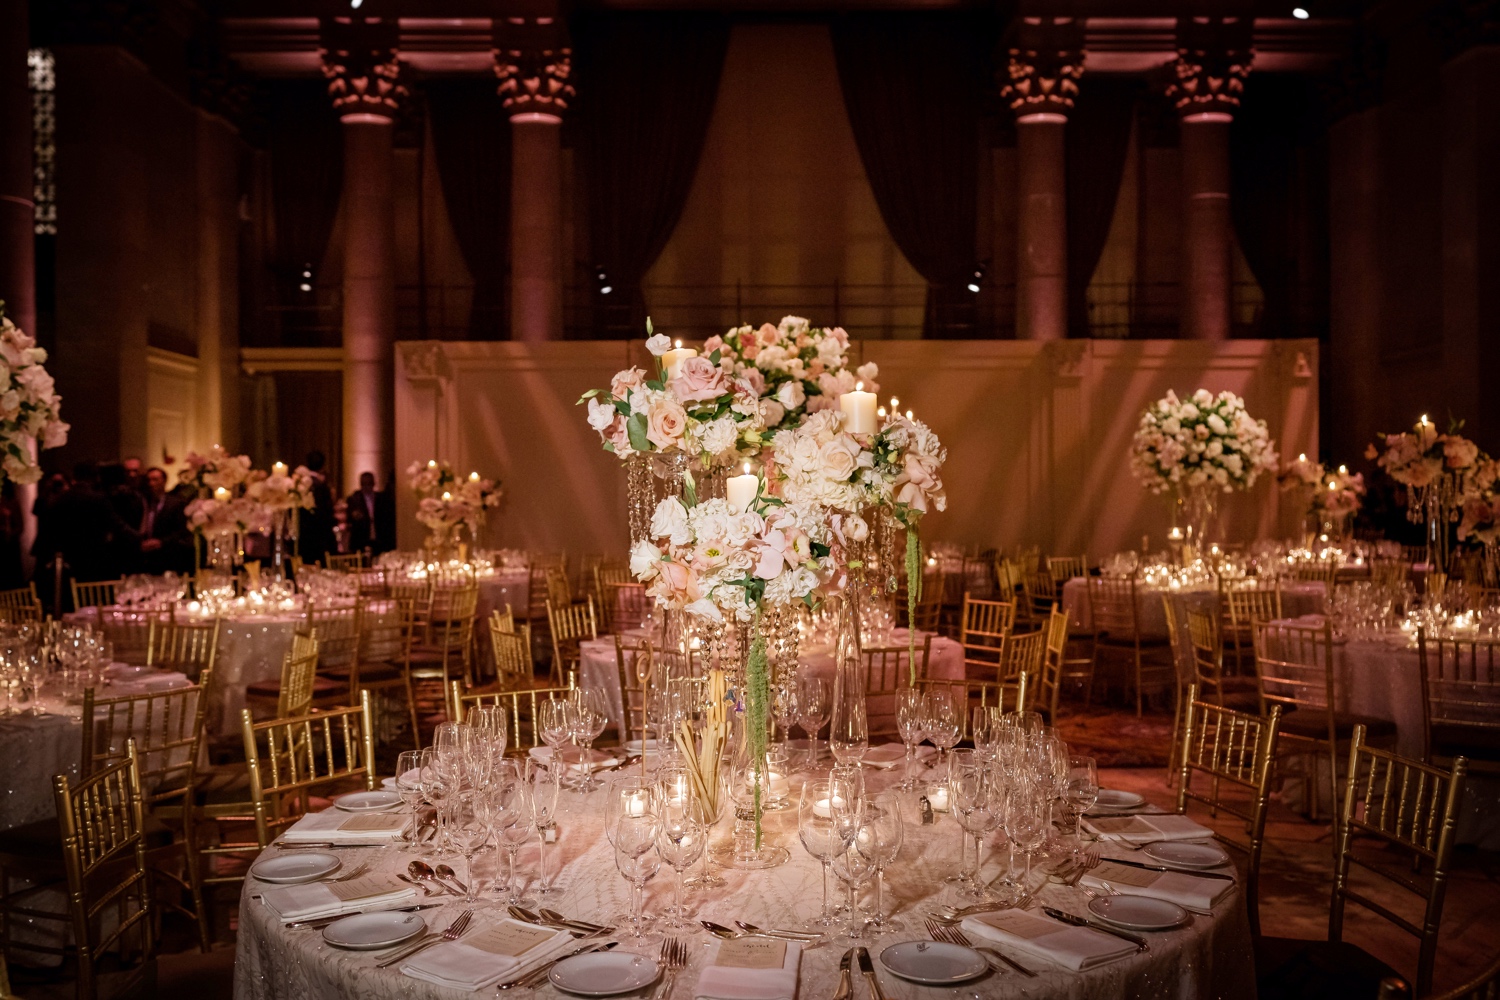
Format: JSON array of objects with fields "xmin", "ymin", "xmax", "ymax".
[
  {"xmin": 662, "ymin": 340, "xmax": 697, "ymax": 380},
  {"xmin": 624, "ymin": 790, "xmax": 647, "ymax": 817},
  {"xmin": 840, "ymin": 383, "xmax": 878, "ymax": 434},
  {"xmin": 812, "ymin": 795, "xmax": 847, "ymax": 819},
  {"xmin": 927, "ymin": 786, "xmax": 950, "ymax": 812},
  {"xmin": 272, "ymin": 461, "xmax": 287, "ymax": 476},
  {"xmin": 726, "ymin": 469, "xmax": 758, "ymax": 513}
]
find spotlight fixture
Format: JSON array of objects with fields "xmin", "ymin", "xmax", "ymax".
[
  {"xmin": 351, "ymin": 0, "xmax": 363, "ymax": 8},
  {"xmin": 298, "ymin": 264, "xmax": 314, "ymax": 294},
  {"xmin": 1292, "ymin": 6, "xmax": 1309, "ymax": 18},
  {"xmin": 967, "ymin": 263, "xmax": 987, "ymax": 294},
  {"xmin": 595, "ymin": 266, "xmax": 612, "ymax": 295}
]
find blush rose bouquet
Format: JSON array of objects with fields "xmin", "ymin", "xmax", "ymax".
[
  {"xmin": 0, "ymin": 305, "xmax": 67, "ymax": 485},
  {"xmin": 705, "ymin": 315, "xmax": 879, "ymax": 434}
]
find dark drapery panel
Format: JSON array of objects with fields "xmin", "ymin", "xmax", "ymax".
[
  {"xmin": 831, "ymin": 13, "xmax": 986, "ymax": 337},
  {"xmin": 574, "ymin": 12, "xmax": 730, "ymax": 337},
  {"xmin": 1231, "ymin": 76, "xmax": 1330, "ymax": 339},
  {"xmin": 1064, "ymin": 78, "xmax": 1141, "ymax": 339},
  {"xmin": 268, "ymin": 81, "xmax": 342, "ymax": 307},
  {"xmin": 428, "ymin": 79, "xmax": 511, "ymax": 340}
]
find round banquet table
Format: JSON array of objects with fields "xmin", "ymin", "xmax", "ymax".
[
  {"xmin": 235, "ymin": 767, "xmax": 1256, "ymax": 1000},
  {"xmin": 578, "ymin": 629, "xmax": 965, "ymax": 739}
]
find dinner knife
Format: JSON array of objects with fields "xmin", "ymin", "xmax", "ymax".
[
  {"xmin": 1041, "ymin": 906, "xmax": 1150, "ymax": 952},
  {"xmin": 856, "ymin": 947, "xmax": 888, "ymax": 1000},
  {"xmin": 1098, "ymin": 856, "xmax": 1236, "ymax": 881},
  {"xmin": 286, "ymin": 903, "xmax": 444, "ymax": 929},
  {"xmin": 831, "ymin": 948, "xmax": 855, "ymax": 1000}
]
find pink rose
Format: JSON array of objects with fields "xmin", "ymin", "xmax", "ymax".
[
  {"xmin": 606, "ymin": 416, "xmax": 631, "ymax": 453},
  {"xmin": 703, "ymin": 335, "xmax": 724, "ymax": 354},
  {"xmin": 645, "ymin": 398, "xmax": 687, "ymax": 449},
  {"xmin": 652, "ymin": 560, "xmax": 701, "ymax": 604},
  {"xmin": 1443, "ymin": 435, "xmax": 1479, "ymax": 469},
  {"xmin": 818, "ymin": 435, "xmax": 861, "ymax": 482},
  {"xmin": 894, "ymin": 453, "xmax": 944, "ymax": 513},
  {"xmin": 739, "ymin": 369, "xmax": 765, "ymax": 395},
  {"xmin": 807, "ymin": 359, "xmax": 826, "ymax": 378},
  {"xmin": 611, "ymin": 367, "xmax": 647, "ymax": 398},
  {"xmin": 668, "ymin": 355, "xmax": 730, "ymax": 404},
  {"xmin": 827, "ymin": 327, "xmax": 849, "ymax": 347},
  {"xmin": 755, "ymin": 323, "xmax": 779, "ymax": 347},
  {"xmin": 742, "ymin": 343, "xmax": 760, "ymax": 361}
]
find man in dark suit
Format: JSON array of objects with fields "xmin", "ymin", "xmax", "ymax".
[
  {"xmin": 139, "ymin": 467, "xmax": 194, "ymax": 574},
  {"xmin": 346, "ymin": 471, "xmax": 396, "ymax": 557},
  {"xmin": 298, "ymin": 450, "xmax": 336, "ymax": 566}
]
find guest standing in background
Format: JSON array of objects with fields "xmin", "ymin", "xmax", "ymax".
[
  {"xmin": 346, "ymin": 471, "xmax": 395, "ymax": 558},
  {"xmin": 298, "ymin": 450, "xmax": 336, "ymax": 566},
  {"xmin": 99, "ymin": 463, "xmax": 144, "ymax": 575},
  {"xmin": 139, "ymin": 467, "xmax": 193, "ymax": 574}
]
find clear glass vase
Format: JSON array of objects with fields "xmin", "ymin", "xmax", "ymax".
[{"xmin": 829, "ymin": 593, "xmax": 869, "ymax": 765}]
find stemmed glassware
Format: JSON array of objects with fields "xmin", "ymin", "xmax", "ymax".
[
  {"xmin": 449, "ymin": 781, "xmax": 491, "ymax": 904},
  {"xmin": 418, "ymin": 747, "xmax": 452, "ymax": 851},
  {"xmin": 395, "ymin": 750, "xmax": 425, "ymax": 851},
  {"xmin": 1065, "ymin": 755, "xmax": 1099, "ymax": 847},
  {"xmin": 1003, "ymin": 777, "xmax": 1051, "ymax": 886},
  {"xmin": 653, "ymin": 768, "xmax": 706, "ymax": 928},
  {"xmin": 492, "ymin": 761, "xmax": 537, "ymax": 906},
  {"xmin": 795, "ymin": 675, "xmax": 830, "ymax": 767},
  {"xmin": 923, "ymin": 689, "xmax": 962, "ymax": 776},
  {"xmin": 798, "ymin": 780, "xmax": 851, "ymax": 931},
  {"xmin": 856, "ymin": 790, "xmax": 904, "ymax": 929},
  {"xmin": 831, "ymin": 837, "xmax": 877, "ymax": 938},
  {"xmin": 567, "ymin": 690, "xmax": 609, "ymax": 790},
  {"xmin": 613, "ymin": 811, "xmax": 661, "ymax": 943},
  {"xmin": 949, "ymin": 750, "xmax": 1001, "ymax": 898},
  {"xmin": 895, "ymin": 689, "xmax": 927, "ymax": 791},
  {"xmin": 524, "ymin": 757, "xmax": 562, "ymax": 895}
]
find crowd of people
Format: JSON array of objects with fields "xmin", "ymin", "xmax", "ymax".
[{"xmin": 9, "ymin": 452, "xmax": 399, "ymax": 610}]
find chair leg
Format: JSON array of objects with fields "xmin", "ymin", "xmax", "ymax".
[
  {"xmin": 405, "ymin": 675, "xmax": 422, "ymax": 753},
  {"xmin": 180, "ymin": 817, "xmax": 213, "ymax": 951}
]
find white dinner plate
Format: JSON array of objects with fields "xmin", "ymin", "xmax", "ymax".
[
  {"xmin": 1143, "ymin": 840, "xmax": 1231, "ymax": 869},
  {"xmin": 1087, "ymin": 895, "xmax": 1190, "ymax": 931},
  {"xmin": 248, "ymin": 852, "xmax": 340, "ymax": 884},
  {"xmin": 879, "ymin": 941, "xmax": 989, "ymax": 985},
  {"xmin": 322, "ymin": 910, "xmax": 427, "ymax": 950},
  {"xmin": 549, "ymin": 951, "xmax": 660, "ymax": 996},
  {"xmin": 1090, "ymin": 789, "xmax": 1146, "ymax": 813},
  {"xmin": 529, "ymin": 747, "xmax": 621, "ymax": 772},
  {"xmin": 334, "ymin": 790, "xmax": 403, "ymax": 812},
  {"xmin": 622, "ymin": 739, "xmax": 660, "ymax": 754}
]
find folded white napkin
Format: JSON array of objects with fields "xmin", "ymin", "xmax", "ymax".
[
  {"xmin": 961, "ymin": 910, "xmax": 1135, "ymax": 972},
  {"xmin": 401, "ymin": 918, "xmax": 575, "ymax": 991},
  {"xmin": 695, "ymin": 939, "xmax": 802, "ymax": 1000},
  {"xmin": 860, "ymin": 744, "xmax": 935, "ymax": 770},
  {"xmin": 278, "ymin": 808, "xmax": 409, "ymax": 845},
  {"xmin": 1081, "ymin": 859, "xmax": 1233, "ymax": 912},
  {"xmin": 1081, "ymin": 814, "xmax": 1214, "ymax": 844},
  {"xmin": 260, "ymin": 876, "xmax": 415, "ymax": 922},
  {"xmin": 381, "ymin": 767, "xmax": 421, "ymax": 791}
]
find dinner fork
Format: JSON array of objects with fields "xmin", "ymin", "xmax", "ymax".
[
  {"xmin": 323, "ymin": 861, "xmax": 371, "ymax": 883},
  {"xmin": 375, "ymin": 907, "xmax": 473, "ymax": 968},
  {"xmin": 925, "ymin": 919, "xmax": 1037, "ymax": 979},
  {"xmin": 653, "ymin": 937, "xmax": 688, "ymax": 1000},
  {"xmin": 1067, "ymin": 851, "xmax": 1101, "ymax": 886}
]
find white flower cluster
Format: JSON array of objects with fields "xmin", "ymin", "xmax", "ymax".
[
  {"xmin": 0, "ymin": 312, "xmax": 67, "ymax": 484},
  {"xmin": 704, "ymin": 316, "xmax": 879, "ymax": 433},
  {"xmin": 407, "ymin": 459, "xmax": 502, "ymax": 538},
  {"xmin": 1130, "ymin": 389, "xmax": 1279, "ymax": 494},
  {"xmin": 179, "ymin": 445, "xmax": 254, "ymax": 494},
  {"xmin": 632, "ymin": 496, "xmax": 841, "ymax": 624},
  {"xmin": 185, "ymin": 495, "xmax": 266, "ymax": 537},
  {"xmin": 582, "ymin": 352, "xmax": 763, "ymax": 464},
  {"xmin": 246, "ymin": 466, "xmax": 317, "ymax": 512}
]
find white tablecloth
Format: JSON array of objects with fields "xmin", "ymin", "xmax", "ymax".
[
  {"xmin": 578, "ymin": 629, "xmax": 965, "ymax": 739},
  {"xmin": 235, "ymin": 767, "xmax": 1255, "ymax": 1000}
]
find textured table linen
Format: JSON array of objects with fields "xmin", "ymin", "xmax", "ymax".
[{"xmin": 236, "ymin": 768, "xmax": 1255, "ymax": 1000}]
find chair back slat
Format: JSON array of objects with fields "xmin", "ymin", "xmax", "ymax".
[
  {"xmin": 145, "ymin": 619, "xmax": 221, "ymax": 680},
  {"xmin": 959, "ymin": 595, "xmax": 1013, "ymax": 676},
  {"xmin": 1417, "ymin": 632, "xmax": 1500, "ymax": 759},
  {"xmin": 1253, "ymin": 618, "xmax": 1334, "ymax": 714},
  {"xmin": 81, "ymin": 667, "xmax": 213, "ymax": 809},
  {"xmin": 1046, "ymin": 555, "xmax": 1088, "ymax": 582},
  {"xmin": 1088, "ymin": 576, "xmax": 1143, "ymax": 638},
  {"xmin": 1038, "ymin": 604, "xmax": 1070, "ymax": 717},
  {"xmin": 277, "ymin": 632, "xmax": 321, "ymax": 717},
  {"xmin": 71, "ymin": 579, "xmax": 120, "ymax": 611},
  {"xmin": 490, "ymin": 615, "xmax": 535, "ymax": 688},
  {"xmin": 449, "ymin": 674, "xmax": 577, "ymax": 750}
]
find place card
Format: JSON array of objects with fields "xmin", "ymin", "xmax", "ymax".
[
  {"xmin": 1088, "ymin": 816, "xmax": 1156, "ymax": 836},
  {"xmin": 1091, "ymin": 861, "xmax": 1162, "ymax": 888},
  {"xmin": 327, "ymin": 875, "xmax": 405, "ymax": 903},
  {"xmin": 714, "ymin": 937, "xmax": 786, "ymax": 969},
  {"xmin": 465, "ymin": 922, "xmax": 558, "ymax": 957},
  {"xmin": 974, "ymin": 910, "xmax": 1063, "ymax": 941},
  {"xmin": 339, "ymin": 813, "xmax": 407, "ymax": 832}
]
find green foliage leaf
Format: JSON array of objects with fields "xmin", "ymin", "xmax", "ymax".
[
  {"xmin": 645, "ymin": 316, "xmax": 654, "ymax": 336},
  {"xmin": 613, "ymin": 399, "xmax": 632, "ymax": 416},
  {"xmin": 682, "ymin": 469, "xmax": 699, "ymax": 508},
  {"xmin": 626, "ymin": 412, "xmax": 651, "ymax": 453},
  {"xmin": 577, "ymin": 389, "xmax": 602, "ymax": 404},
  {"xmin": 645, "ymin": 379, "xmax": 665, "ymax": 392}
]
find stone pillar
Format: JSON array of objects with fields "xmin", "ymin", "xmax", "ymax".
[
  {"xmin": 1000, "ymin": 17, "xmax": 1083, "ymax": 342},
  {"xmin": 1167, "ymin": 18, "xmax": 1253, "ymax": 342},
  {"xmin": 321, "ymin": 18, "xmax": 406, "ymax": 486},
  {"xmin": 195, "ymin": 111, "xmax": 240, "ymax": 453},
  {"xmin": 494, "ymin": 15, "xmax": 573, "ymax": 342},
  {"xmin": 0, "ymin": 0, "xmax": 34, "ymax": 339}
]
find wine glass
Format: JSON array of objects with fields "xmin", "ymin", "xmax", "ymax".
[
  {"xmin": 524, "ymin": 757, "xmax": 562, "ymax": 895},
  {"xmin": 418, "ymin": 747, "xmax": 452, "ymax": 851},
  {"xmin": 949, "ymin": 750, "xmax": 1000, "ymax": 899},
  {"xmin": 537, "ymin": 699, "xmax": 573, "ymax": 771},
  {"xmin": 831, "ymin": 838, "xmax": 877, "ymax": 938},
  {"xmin": 829, "ymin": 671, "xmax": 868, "ymax": 767},
  {"xmin": 568, "ymin": 690, "xmax": 609, "ymax": 790},
  {"xmin": 1065, "ymin": 755, "xmax": 1099, "ymax": 847},
  {"xmin": 653, "ymin": 768, "xmax": 706, "ymax": 928},
  {"xmin": 1004, "ymin": 777, "xmax": 1050, "ymax": 886},
  {"xmin": 971, "ymin": 706, "xmax": 999, "ymax": 761},
  {"xmin": 895, "ymin": 688, "xmax": 927, "ymax": 791},
  {"xmin": 773, "ymin": 683, "xmax": 800, "ymax": 752},
  {"xmin": 613, "ymin": 812, "xmax": 661, "ymax": 943},
  {"xmin": 798, "ymin": 780, "xmax": 847, "ymax": 930},
  {"xmin": 923, "ymin": 689, "xmax": 961, "ymax": 776},
  {"xmin": 449, "ymin": 784, "xmax": 490, "ymax": 904},
  {"xmin": 395, "ymin": 750, "xmax": 425, "ymax": 851},
  {"xmin": 682, "ymin": 758, "xmax": 728, "ymax": 891},
  {"xmin": 856, "ymin": 790, "xmax": 904, "ymax": 929},
  {"xmin": 492, "ymin": 761, "xmax": 536, "ymax": 905},
  {"xmin": 796, "ymin": 674, "xmax": 831, "ymax": 767},
  {"xmin": 469, "ymin": 704, "xmax": 509, "ymax": 753}
]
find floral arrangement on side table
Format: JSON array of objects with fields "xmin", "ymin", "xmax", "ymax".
[
  {"xmin": 406, "ymin": 459, "xmax": 503, "ymax": 555},
  {"xmin": 1367, "ymin": 416, "xmax": 1492, "ymax": 570},
  {"xmin": 0, "ymin": 305, "xmax": 68, "ymax": 484},
  {"xmin": 1279, "ymin": 453, "xmax": 1365, "ymax": 538}
]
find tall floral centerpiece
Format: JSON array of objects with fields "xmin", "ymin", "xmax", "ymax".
[
  {"xmin": 406, "ymin": 459, "xmax": 503, "ymax": 559},
  {"xmin": 245, "ymin": 461, "xmax": 316, "ymax": 566},
  {"xmin": 1367, "ymin": 416, "xmax": 1490, "ymax": 572},
  {"xmin": 1131, "ymin": 389, "xmax": 1279, "ymax": 558},
  {"xmin": 0, "ymin": 307, "xmax": 68, "ymax": 484},
  {"xmin": 1458, "ymin": 458, "xmax": 1500, "ymax": 584},
  {"xmin": 704, "ymin": 316, "xmax": 879, "ymax": 433},
  {"xmin": 179, "ymin": 447, "xmax": 261, "ymax": 569},
  {"xmin": 1279, "ymin": 454, "xmax": 1365, "ymax": 541}
]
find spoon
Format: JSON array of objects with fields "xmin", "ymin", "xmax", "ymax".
[
  {"xmin": 407, "ymin": 860, "xmax": 460, "ymax": 896},
  {"xmin": 395, "ymin": 872, "xmax": 435, "ymax": 896},
  {"xmin": 540, "ymin": 908, "xmax": 609, "ymax": 933},
  {"xmin": 436, "ymin": 863, "xmax": 470, "ymax": 895},
  {"xmin": 734, "ymin": 920, "xmax": 821, "ymax": 940}
]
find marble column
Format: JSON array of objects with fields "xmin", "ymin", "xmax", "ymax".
[
  {"xmin": 1168, "ymin": 18, "xmax": 1253, "ymax": 341},
  {"xmin": 0, "ymin": 0, "xmax": 34, "ymax": 339},
  {"xmin": 495, "ymin": 16, "xmax": 573, "ymax": 342},
  {"xmin": 1000, "ymin": 18, "xmax": 1083, "ymax": 342},
  {"xmin": 321, "ymin": 18, "xmax": 406, "ymax": 485}
]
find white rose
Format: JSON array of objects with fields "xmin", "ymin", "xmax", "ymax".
[
  {"xmin": 1193, "ymin": 389, "xmax": 1214, "ymax": 406},
  {"xmin": 1206, "ymin": 414, "xmax": 1228, "ymax": 435},
  {"xmin": 698, "ymin": 416, "xmax": 738, "ymax": 457},
  {"xmin": 650, "ymin": 498, "xmax": 693, "ymax": 547},
  {"xmin": 629, "ymin": 540, "xmax": 661, "ymax": 579},
  {"xmin": 776, "ymin": 380, "xmax": 806, "ymax": 411},
  {"xmin": 645, "ymin": 333, "xmax": 672, "ymax": 356},
  {"xmin": 855, "ymin": 362, "xmax": 879, "ymax": 386},
  {"xmin": 818, "ymin": 435, "xmax": 861, "ymax": 482},
  {"xmin": 586, "ymin": 397, "xmax": 617, "ymax": 432},
  {"xmin": 759, "ymin": 398, "xmax": 786, "ymax": 427},
  {"xmin": 845, "ymin": 513, "xmax": 869, "ymax": 542}
]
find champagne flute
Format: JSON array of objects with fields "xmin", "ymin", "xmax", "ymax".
[
  {"xmin": 831, "ymin": 838, "xmax": 877, "ymax": 938},
  {"xmin": 524, "ymin": 757, "xmax": 562, "ymax": 894},
  {"xmin": 1004, "ymin": 778, "xmax": 1050, "ymax": 886},
  {"xmin": 418, "ymin": 747, "xmax": 451, "ymax": 851}
]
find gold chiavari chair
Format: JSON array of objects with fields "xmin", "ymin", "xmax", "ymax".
[
  {"xmin": 1290, "ymin": 559, "xmax": 1340, "ymax": 588},
  {"xmin": 545, "ymin": 567, "xmax": 572, "ymax": 609},
  {"xmin": 491, "ymin": 604, "xmax": 517, "ymax": 635},
  {"xmin": 0, "ymin": 954, "xmax": 15, "ymax": 999},
  {"xmin": 547, "ymin": 597, "xmax": 598, "ymax": 687},
  {"xmin": 348, "ymin": 599, "xmax": 418, "ymax": 750},
  {"xmin": 324, "ymin": 552, "xmax": 365, "ymax": 572},
  {"xmin": 1186, "ymin": 606, "xmax": 1262, "ymax": 711},
  {"xmin": 958, "ymin": 595, "xmax": 1014, "ymax": 680},
  {"xmin": 304, "ymin": 600, "xmax": 365, "ymax": 707},
  {"xmin": 1256, "ymin": 727, "xmax": 1467, "ymax": 999},
  {"xmin": 1046, "ymin": 555, "xmax": 1088, "ymax": 583},
  {"xmin": 594, "ymin": 563, "xmax": 632, "ymax": 607},
  {"xmin": 447, "ymin": 674, "xmax": 576, "ymax": 750},
  {"xmin": 409, "ymin": 583, "xmax": 480, "ymax": 692},
  {"xmin": 1175, "ymin": 687, "xmax": 1282, "ymax": 937},
  {"xmin": 489, "ymin": 613, "xmax": 535, "ymax": 690},
  {"xmin": 70, "ymin": 578, "xmax": 120, "ymax": 611},
  {"xmin": 1020, "ymin": 571, "xmax": 1056, "ymax": 627},
  {"xmin": 1370, "ymin": 558, "xmax": 1409, "ymax": 589},
  {"xmin": 144, "ymin": 618, "xmax": 221, "ymax": 680},
  {"xmin": 353, "ymin": 567, "xmax": 387, "ymax": 598},
  {"xmin": 918, "ymin": 672, "xmax": 1030, "ymax": 733},
  {"xmin": 0, "ymin": 584, "xmax": 41, "ymax": 623},
  {"xmin": 600, "ymin": 580, "xmax": 648, "ymax": 635},
  {"xmin": 245, "ymin": 632, "xmax": 324, "ymax": 719},
  {"xmin": 1428, "ymin": 953, "xmax": 1500, "ymax": 1000},
  {"xmin": 1254, "ymin": 617, "xmax": 1398, "ymax": 837},
  {"xmin": 1089, "ymin": 576, "xmax": 1175, "ymax": 715},
  {"xmin": 56, "ymin": 741, "xmax": 156, "ymax": 1000},
  {"xmin": 99, "ymin": 606, "xmax": 174, "ymax": 666},
  {"xmin": 998, "ymin": 628, "xmax": 1047, "ymax": 705},
  {"xmin": 863, "ymin": 638, "xmax": 932, "ymax": 739},
  {"xmin": 899, "ymin": 559, "xmax": 945, "ymax": 633},
  {"xmin": 615, "ymin": 634, "xmax": 655, "ymax": 744},
  {"xmin": 1417, "ymin": 632, "xmax": 1500, "ymax": 775},
  {"xmin": 1037, "ymin": 603, "xmax": 1073, "ymax": 721},
  {"xmin": 1222, "ymin": 581, "xmax": 1283, "ymax": 675}
]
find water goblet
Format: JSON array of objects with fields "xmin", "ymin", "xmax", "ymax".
[
  {"xmin": 613, "ymin": 813, "xmax": 661, "ymax": 943},
  {"xmin": 856, "ymin": 790, "xmax": 904, "ymax": 928},
  {"xmin": 798, "ymin": 780, "xmax": 847, "ymax": 930},
  {"xmin": 922, "ymin": 689, "xmax": 962, "ymax": 776},
  {"xmin": 492, "ymin": 762, "xmax": 537, "ymax": 905},
  {"xmin": 796, "ymin": 674, "xmax": 831, "ymax": 767},
  {"xmin": 653, "ymin": 768, "xmax": 706, "ymax": 928},
  {"xmin": 895, "ymin": 688, "xmax": 927, "ymax": 791},
  {"xmin": 395, "ymin": 750, "xmax": 425, "ymax": 851},
  {"xmin": 1065, "ymin": 755, "xmax": 1099, "ymax": 847}
]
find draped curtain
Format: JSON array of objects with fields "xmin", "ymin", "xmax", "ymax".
[
  {"xmin": 428, "ymin": 79, "xmax": 511, "ymax": 340},
  {"xmin": 268, "ymin": 81, "xmax": 342, "ymax": 309},
  {"xmin": 831, "ymin": 13, "xmax": 986, "ymax": 337},
  {"xmin": 574, "ymin": 13, "xmax": 731, "ymax": 337},
  {"xmin": 1064, "ymin": 78, "xmax": 1141, "ymax": 339},
  {"xmin": 1231, "ymin": 76, "xmax": 1330, "ymax": 339}
]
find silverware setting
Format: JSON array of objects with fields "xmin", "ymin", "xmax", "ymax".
[
  {"xmin": 925, "ymin": 918, "xmax": 1037, "ymax": 978},
  {"xmin": 286, "ymin": 902, "xmax": 444, "ymax": 930},
  {"xmin": 1041, "ymin": 905, "xmax": 1150, "ymax": 952},
  {"xmin": 653, "ymin": 937, "xmax": 688, "ymax": 1000},
  {"xmin": 497, "ymin": 940, "xmax": 618, "ymax": 991},
  {"xmin": 375, "ymin": 907, "xmax": 474, "ymax": 968},
  {"xmin": 322, "ymin": 860, "xmax": 372, "ymax": 884}
]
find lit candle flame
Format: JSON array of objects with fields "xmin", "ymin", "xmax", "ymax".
[
  {"xmin": 441, "ymin": 491, "xmax": 452, "ymax": 501},
  {"xmin": 469, "ymin": 471, "xmax": 479, "ymax": 481},
  {"xmin": 1298, "ymin": 453, "xmax": 1307, "ymax": 462},
  {"xmin": 674, "ymin": 339, "xmax": 682, "ymax": 349},
  {"xmin": 427, "ymin": 459, "xmax": 436, "ymax": 468},
  {"xmin": 855, "ymin": 381, "xmax": 863, "ymax": 391},
  {"xmin": 1338, "ymin": 464, "xmax": 1347, "ymax": 475},
  {"xmin": 890, "ymin": 397, "xmax": 899, "ymax": 410}
]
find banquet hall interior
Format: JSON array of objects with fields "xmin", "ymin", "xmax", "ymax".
[{"xmin": 0, "ymin": 0, "xmax": 1498, "ymax": 997}]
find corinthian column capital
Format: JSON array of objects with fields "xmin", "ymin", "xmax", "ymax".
[
  {"xmin": 492, "ymin": 16, "xmax": 574, "ymax": 121},
  {"xmin": 999, "ymin": 17, "xmax": 1086, "ymax": 120},
  {"xmin": 320, "ymin": 17, "xmax": 407, "ymax": 121},
  {"xmin": 1167, "ymin": 17, "xmax": 1254, "ymax": 120}
]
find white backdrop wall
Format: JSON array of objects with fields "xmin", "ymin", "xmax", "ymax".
[{"xmin": 394, "ymin": 339, "xmax": 1318, "ymax": 559}]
